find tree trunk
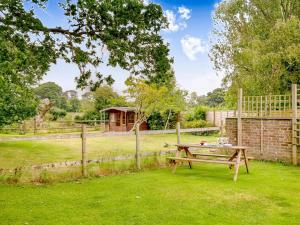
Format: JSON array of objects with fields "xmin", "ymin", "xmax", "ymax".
[
  {"xmin": 135, "ymin": 122, "xmax": 141, "ymax": 170},
  {"xmin": 176, "ymin": 113, "xmax": 181, "ymax": 145},
  {"xmin": 164, "ymin": 109, "xmax": 172, "ymax": 130}
]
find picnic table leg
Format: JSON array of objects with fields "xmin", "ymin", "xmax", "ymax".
[
  {"xmin": 242, "ymin": 149, "xmax": 249, "ymax": 174},
  {"xmin": 172, "ymin": 160, "xmax": 178, "ymax": 174},
  {"xmin": 233, "ymin": 149, "xmax": 242, "ymax": 182},
  {"xmin": 176, "ymin": 147, "xmax": 181, "ymax": 157},
  {"xmin": 171, "ymin": 147, "xmax": 182, "ymax": 173},
  {"xmin": 184, "ymin": 147, "xmax": 193, "ymax": 169},
  {"xmin": 228, "ymin": 151, "xmax": 238, "ymax": 170}
]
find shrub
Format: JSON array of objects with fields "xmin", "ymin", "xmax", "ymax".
[
  {"xmin": 75, "ymin": 111, "xmax": 101, "ymax": 121},
  {"xmin": 184, "ymin": 111, "xmax": 194, "ymax": 122},
  {"xmin": 147, "ymin": 111, "xmax": 177, "ymax": 130},
  {"xmin": 147, "ymin": 112, "xmax": 164, "ymax": 130},
  {"xmin": 184, "ymin": 106, "xmax": 208, "ymax": 122},
  {"xmin": 49, "ymin": 107, "xmax": 67, "ymax": 121},
  {"xmin": 193, "ymin": 106, "xmax": 208, "ymax": 120},
  {"xmin": 34, "ymin": 170, "xmax": 53, "ymax": 184},
  {"xmin": 6, "ymin": 167, "xmax": 23, "ymax": 184},
  {"xmin": 182, "ymin": 119, "xmax": 209, "ymax": 128}
]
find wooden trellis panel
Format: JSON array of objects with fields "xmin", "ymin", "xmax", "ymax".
[{"xmin": 242, "ymin": 94, "xmax": 293, "ymax": 118}]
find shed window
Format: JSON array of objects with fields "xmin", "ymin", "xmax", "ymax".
[
  {"xmin": 122, "ymin": 113, "xmax": 126, "ymax": 125},
  {"xmin": 128, "ymin": 113, "xmax": 135, "ymax": 123},
  {"xmin": 116, "ymin": 113, "xmax": 121, "ymax": 126}
]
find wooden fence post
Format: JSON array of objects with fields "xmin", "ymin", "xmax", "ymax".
[
  {"xmin": 176, "ymin": 113, "xmax": 181, "ymax": 145},
  {"xmin": 135, "ymin": 122, "xmax": 141, "ymax": 170},
  {"xmin": 81, "ymin": 124, "xmax": 87, "ymax": 176},
  {"xmin": 237, "ymin": 88, "xmax": 243, "ymax": 146},
  {"xmin": 220, "ymin": 120, "xmax": 224, "ymax": 137},
  {"xmin": 260, "ymin": 119, "xmax": 263, "ymax": 156},
  {"xmin": 33, "ymin": 118, "xmax": 37, "ymax": 134},
  {"xmin": 213, "ymin": 110, "xmax": 216, "ymax": 126},
  {"xmin": 22, "ymin": 121, "xmax": 26, "ymax": 134},
  {"xmin": 292, "ymin": 84, "xmax": 298, "ymax": 165}
]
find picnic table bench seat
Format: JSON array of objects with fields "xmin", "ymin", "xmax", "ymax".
[
  {"xmin": 167, "ymin": 156, "xmax": 240, "ymax": 165},
  {"xmin": 191, "ymin": 153, "xmax": 254, "ymax": 160}
]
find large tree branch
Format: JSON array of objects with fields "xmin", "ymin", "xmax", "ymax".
[
  {"xmin": 253, "ymin": 2, "xmax": 272, "ymax": 22},
  {"xmin": 44, "ymin": 27, "xmax": 97, "ymax": 36},
  {"xmin": 0, "ymin": 17, "xmax": 98, "ymax": 37}
]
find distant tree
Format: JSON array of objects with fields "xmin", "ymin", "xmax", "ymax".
[
  {"xmin": 80, "ymin": 100, "xmax": 95, "ymax": 113},
  {"xmin": 67, "ymin": 98, "xmax": 80, "ymax": 112},
  {"xmin": 206, "ymin": 88, "xmax": 225, "ymax": 108},
  {"xmin": 63, "ymin": 90, "xmax": 80, "ymax": 112},
  {"xmin": 94, "ymin": 86, "xmax": 128, "ymax": 111},
  {"xmin": 64, "ymin": 90, "xmax": 78, "ymax": 100},
  {"xmin": 81, "ymin": 92, "xmax": 93, "ymax": 100},
  {"xmin": 34, "ymin": 82, "xmax": 63, "ymax": 100},
  {"xmin": 34, "ymin": 82, "xmax": 67, "ymax": 109},
  {"xmin": 188, "ymin": 91, "xmax": 207, "ymax": 106}
]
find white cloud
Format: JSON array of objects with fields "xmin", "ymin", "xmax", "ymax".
[
  {"xmin": 164, "ymin": 6, "xmax": 191, "ymax": 32},
  {"xmin": 142, "ymin": 0, "xmax": 150, "ymax": 5},
  {"xmin": 165, "ymin": 10, "xmax": 180, "ymax": 32},
  {"xmin": 178, "ymin": 6, "xmax": 191, "ymax": 20},
  {"xmin": 180, "ymin": 35, "xmax": 206, "ymax": 61}
]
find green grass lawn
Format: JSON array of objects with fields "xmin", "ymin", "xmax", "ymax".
[
  {"xmin": 0, "ymin": 133, "xmax": 217, "ymax": 168},
  {"xmin": 1, "ymin": 161, "xmax": 300, "ymax": 225}
]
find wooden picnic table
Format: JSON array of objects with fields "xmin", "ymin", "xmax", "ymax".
[{"xmin": 167, "ymin": 144, "xmax": 251, "ymax": 182}]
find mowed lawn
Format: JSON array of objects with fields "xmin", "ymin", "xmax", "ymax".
[
  {"xmin": 1, "ymin": 161, "xmax": 300, "ymax": 225},
  {"xmin": 0, "ymin": 133, "xmax": 216, "ymax": 168}
]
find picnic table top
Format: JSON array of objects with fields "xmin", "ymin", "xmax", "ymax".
[{"xmin": 175, "ymin": 144, "xmax": 247, "ymax": 150}]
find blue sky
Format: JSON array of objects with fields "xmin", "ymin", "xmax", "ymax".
[{"xmin": 40, "ymin": 0, "xmax": 222, "ymax": 96}]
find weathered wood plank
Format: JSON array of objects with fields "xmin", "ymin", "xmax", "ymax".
[
  {"xmin": 167, "ymin": 157, "xmax": 237, "ymax": 165},
  {"xmin": 292, "ymin": 84, "xmax": 298, "ymax": 165},
  {"xmin": 192, "ymin": 153, "xmax": 254, "ymax": 160},
  {"xmin": 176, "ymin": 144, "xmax": 247, "ymax": 150}
]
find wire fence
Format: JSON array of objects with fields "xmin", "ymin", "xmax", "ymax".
[{"xmin": 0, "ymin": 120, "xmax": 109, "ymax": 134}]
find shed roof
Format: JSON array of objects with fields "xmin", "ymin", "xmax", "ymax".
[{"xmin": 100, "ymin": 107, "xmax": 135, "ymax": 112}]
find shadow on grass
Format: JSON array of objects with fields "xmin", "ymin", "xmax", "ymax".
[{"xmin": 169, "ymin": 163, "xmax": 250, "ymax": 182}]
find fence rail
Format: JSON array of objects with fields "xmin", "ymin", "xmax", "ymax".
[
  {"xmin": 0, "ymin": 127, "xmax": 219, "ymax": 142},
  {"xmin": 0, "ymin": 119, "xmax": 109, "ymax": 134},
  {"xmin": 0, "ymin": 150, "xmax": 177, "ymax": 172}
]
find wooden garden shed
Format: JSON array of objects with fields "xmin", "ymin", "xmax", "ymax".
[{"xmin": 100, "ymin": 107, "xmax": 148, "ymax": 132}]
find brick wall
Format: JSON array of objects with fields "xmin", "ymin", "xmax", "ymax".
[{"xmin": 225, "ymin": 118, "xmax": 299, "ymax": 163}]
